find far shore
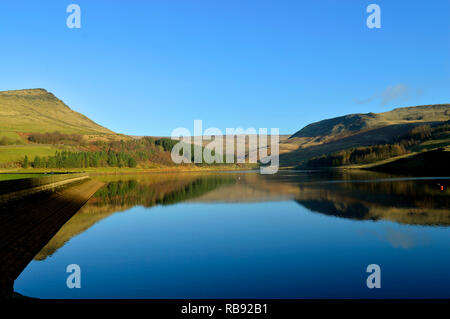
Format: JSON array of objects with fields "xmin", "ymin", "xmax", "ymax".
[{"xmin": 0, "ymin": 163, "xmax": 260, "ymax": 177}]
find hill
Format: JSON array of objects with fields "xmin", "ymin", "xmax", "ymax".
[
  {"xmin": 0, "ymin": 88, "xmax": 237, "ymax": 169},
  {"xmin": 0, "ymin": 89, "xmax": 138, "ymax": 168},
  {"xmin": 290, "ymin": 104, "xmax": 449, "ymax": 139},
  {"xmin": 280, "ymin": 104, "xmax": 450, "ymax": 166},
  {"xmin": 0, "ymin": 89, "xmax": 114, "ymax": 135}
]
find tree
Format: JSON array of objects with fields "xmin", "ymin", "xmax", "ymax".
[
  {"xmin": 32, "ymin": 156, "xmax": 41, "ymax": 168},
  {"xmin": 23, "ymin": 155, "xmax": 29, "ymax": 168},
  {"xmin": 128, "ymin": 157, "xmax": 137, "ymax": 168},
  {"xmin": 108, "ymin": 152, "xmax": 118, "ymax": 166}
]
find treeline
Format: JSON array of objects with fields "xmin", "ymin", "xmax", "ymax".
[
  {"xmin": 28, "ymin": 131, "xmax": 84, "ymax": 145},
  {"xmin": 306, "ymin": 122, "xmax": 450, "ymax": 168},
  {"xmin": 23, "ymin": 136, "xmax": 184, "ymax": 168},
  {"xmin": 154, "ymin": 138, "xmax": 179, "ymax": 152},
  {"xmin": 395, "ymin": 122, "xmax": 450, "ymax": 148},
  {"xmin": 306, "ymin": 144, "xmax": 408, "ymax": 167},
  {"xmin": 91, "ymin": 137, "xmax": 205, "ymax": 165},
  {"xmin": 21, "ymin": 138, "xmax": 215, "ymax": 168},
  {"xmin": 0, "ymin": 136, "xmax": 23, "ymax": 145},
  {"xmin": 25, "ymin": 132, "xmax": 215, "ymax": 163},
  {"xmin": 26, "ymin": 150, "xmax": 137, "ymax": 169},
  {"xmin": 20, "ymin": 132, "xmax": 227, "ymax": 168},
  {"xmin": 151, "ymin": 137, "xmax": 225, "ymax": 164}
]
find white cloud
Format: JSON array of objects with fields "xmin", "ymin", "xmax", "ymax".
[{"xmin": 354, "ymin": 83, "xmax": 423, "ymax": 106}]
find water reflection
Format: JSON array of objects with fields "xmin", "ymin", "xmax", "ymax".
[
  {"xmin": 359, "ymin": 226, "xmax": 431, "ymax": 249},
  {"xmin": 34, "ymin": 171, "xmax": 449, "ymax": 262},
  {"xmin": 11, "ymin": 171, "xmax": 450, "ymax": 298},
  {"xmin": 294, "ymin": 177, "xmax": 450, "ymax": 225}
]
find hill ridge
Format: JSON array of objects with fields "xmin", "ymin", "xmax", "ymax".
[
  {"xmin": 0, "ymin": 88, "xmax": 114, "ymax": 135},
  {"xmin": 290, "ymin": 103, "xmax": 450, "ymax": 139}
]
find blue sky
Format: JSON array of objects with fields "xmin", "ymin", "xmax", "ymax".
[{"xmin": 0, "ymin": 0, "xmax": 448, "ymax": 136}]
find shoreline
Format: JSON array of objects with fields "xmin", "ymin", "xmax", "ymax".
[{"xmin": 0, "ymin": 164, "xmax": 259, "ymax": 175}]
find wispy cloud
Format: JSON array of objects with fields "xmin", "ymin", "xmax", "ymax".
[{"xmin": 354, "ymin": 84, "xmax": 423, "ymax": 106}]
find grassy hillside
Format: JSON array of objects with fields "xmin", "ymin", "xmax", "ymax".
[
  {"xmin": 0, "ymin": 89, "xmax": 114, "ymax": 135},
  {"xmin": 0, "ymin": 145, "xmax": 75, "ymax": 164},
  {"xmin": 290, "ymin": 104, "xmax": 449, "ymax": 139},
  {"xmin": 0, "ymin": 89, "xmax": 150, "ymax": 168},
  {"xmin": 0, "ymin": 88, "xmax": 241, "ymax": 170},
  {"xmin": 281, "ymin": 104, "xmax": 450, "ymax": 166}
]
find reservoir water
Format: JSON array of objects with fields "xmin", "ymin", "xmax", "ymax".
[{"xmin": 14, "ymin": 171, "xmax": 450, "ymax": 298}]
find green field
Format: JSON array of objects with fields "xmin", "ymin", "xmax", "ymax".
[
  {"xmin": 0, "ymin": 131, "xmax": 22, "ymax": 139},
  {"xmin": 0, "ymin": 131, "xmax": 24, "ymax": 144},
  {"xmin": 0, "ymin": 144, "xmax": 74, "ymax": 163}
]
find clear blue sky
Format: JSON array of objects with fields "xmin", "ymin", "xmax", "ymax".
[{"xmin": 0, "ymin": 0, "xmax": 448, "ymax": 136}]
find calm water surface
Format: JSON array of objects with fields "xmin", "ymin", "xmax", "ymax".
[{"xmin": 14, "ymin": 171, "xmax": 450, "ymax": 298}]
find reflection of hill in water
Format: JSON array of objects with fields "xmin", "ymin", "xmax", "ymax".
[
  {"xmin": 34, "ymin": 174, "xmax": 235, "ymax": 260},
  {"xmin": 192, "ymin": 172, "xmax": 450, "ymax": 226},
  {"xmin": 294, "ymin": 179, "xmax": 450, "ymax": 226},
  {"xmin": 35, "ymin": 171, "xmax": 449, "ymax": 260}
]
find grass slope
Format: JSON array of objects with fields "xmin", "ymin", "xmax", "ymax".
[
  {"xmin": 290, "ymin": 104, "xmax": 450, "ymax": 139},
  {"xmin": 281, "ymin": 104, "xmax": 450, "ymax": 166},
  {"xmin": 0, "ymin": 89, "xmax": 114, "ymax": 135},
  {"xmin": 0, "ymin": 144, "xmax": 75, "ymax": 164}
]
